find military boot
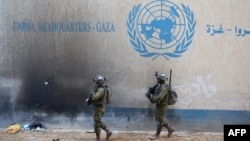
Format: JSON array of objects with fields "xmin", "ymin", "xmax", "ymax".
[
  {"xmin": 104, "ymin": 127, "xmax": 112, "ymax": 140},
  {"xmin": 149, "ymin": 130, "xmax": 161, "ymax": 140},
  {"xmin": 164, "ymin": 123, "xmax": 175, "ymax": 137},
  {"xmin": 91, "ymin": 133, "xmax": 101, "ymax": 141}
]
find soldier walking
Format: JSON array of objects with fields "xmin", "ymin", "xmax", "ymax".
[
  {"xmin": 145, "ymin": 71, "xmax": 175, "ymax": 140},
  {"xmin": 86, "ymin": 75, "xmax": 112, "ymax": 141}
]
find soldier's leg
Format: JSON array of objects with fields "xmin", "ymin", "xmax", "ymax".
[
  {"xmin": 101, "ymin": 124, "xmax": 112, "ymax": 140},
  {"xmin": 163, "ymin": 123, "xmax": 175, "ymax": 137},
  {"xmin": 161, "ymin": 105, "xmax": 175, "ymax": 137},
  {"xmin": 93, "ymin": 109, "xmax": 103, "ymax": 141},
  {"xmin": 99, "ymin": 113, "xmax": 112, "ymax": 140},
  {"xmin": 155, "ymin": 104, "xmax": 166, "ymax": 132},
  {"xmin": 149, "ymin": 105, "xmax": 165, "ymax": 140}
]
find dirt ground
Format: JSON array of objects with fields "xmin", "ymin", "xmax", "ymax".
[{"xmin": 0, "ymin": 129, "xmax": 223, "ymax": 141}]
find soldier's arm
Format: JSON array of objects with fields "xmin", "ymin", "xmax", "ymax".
[
  {"xmin": 91, "ymin": 88, "xmax": 104, "ymax": 101},
  {"xmin": 151, "ymin": 86, "xmax": 168, "ymax": 103}
]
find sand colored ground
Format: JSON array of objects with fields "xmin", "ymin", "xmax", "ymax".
[{"xmin": 0, "ymin": 129, "xmax": 223, "ymax": 141}]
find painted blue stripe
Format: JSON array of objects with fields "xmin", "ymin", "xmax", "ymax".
[
  {"xmin": 104, "ymin": 107, "xmax": 250, "ymax": 132},
  {"xmin": 1, "ymin": 103, "xmax": 249, "ymax": 132}
]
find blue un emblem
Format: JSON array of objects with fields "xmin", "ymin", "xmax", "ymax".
[{"xmin": 127, "ymin": 0, "xmax": 196, "ymax": 60}]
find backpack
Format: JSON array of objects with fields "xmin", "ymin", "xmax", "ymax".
[
  {"xmin": 104, "ymin": 85, "xmax": 112, "ymax": 104},
  {"xmin": 167, "ymin": 88, "xmax": 178, "ymax": 105}
]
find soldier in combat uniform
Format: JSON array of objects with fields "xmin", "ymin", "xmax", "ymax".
[
  {"xmin": 86, "ymin": 75, "xmax": 112, "ymax": 141},
  {"xmin": 145, "ymin": 71, "xmax": 175, "ymax": 140}
]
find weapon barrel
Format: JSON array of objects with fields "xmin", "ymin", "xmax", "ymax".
[{"xmin": 169, "ymin": 69, "xmax": 172, "ymax": 88}]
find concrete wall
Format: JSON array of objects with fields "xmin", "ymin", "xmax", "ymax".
[{"xmin": 0, "ymin": 0, "xmax": 249, "ymax": 131}]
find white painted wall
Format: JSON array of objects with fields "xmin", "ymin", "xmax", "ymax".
[{"xmin": 0, "ymin": 0, "xmax": 249, "ymax": 112}]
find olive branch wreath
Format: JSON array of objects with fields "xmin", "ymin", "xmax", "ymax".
[{"xmin": 127, "ymin": 4, "xmax": 196, "ymax": 60}]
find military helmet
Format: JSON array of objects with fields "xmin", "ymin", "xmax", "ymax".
[
  {"xmin": 93, "ymin": 75, "xmax": 107, "ymax": 84},
  {"xmin": 155, "ymin": 71, "xmax": 167, "ymax": 81}
]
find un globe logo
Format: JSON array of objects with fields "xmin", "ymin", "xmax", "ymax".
[
  {"xmin": 127, "ymin": 0, "xmax": 196, "ymax": 60},
  {"xmin": 137, "ymin": 1, "xmax": 185, "ymax": 49}
]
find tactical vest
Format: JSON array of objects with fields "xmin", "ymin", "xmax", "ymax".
[
  {"xmin": 153, "ymin": 83, "xmax": 169, "ymax": 104},
  {"xmin": 92, "ymin": 85, "xmax": 111, "ymax": 106}
]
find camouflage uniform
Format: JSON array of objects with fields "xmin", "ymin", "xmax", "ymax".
[
  {"xmin": 150, "ymin": 83, "xmax": 169, "ymax": 132},
  {"xmin": 91, "ymin": 85, "xmax": 109, "ymax": 135},
  {"xmin": 146, "ymin": 72, "xmax": 175, "ymax": 139},
  {"xmin": 87, "ymin": 75, "xmax": 112, "ymax": 141}
]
